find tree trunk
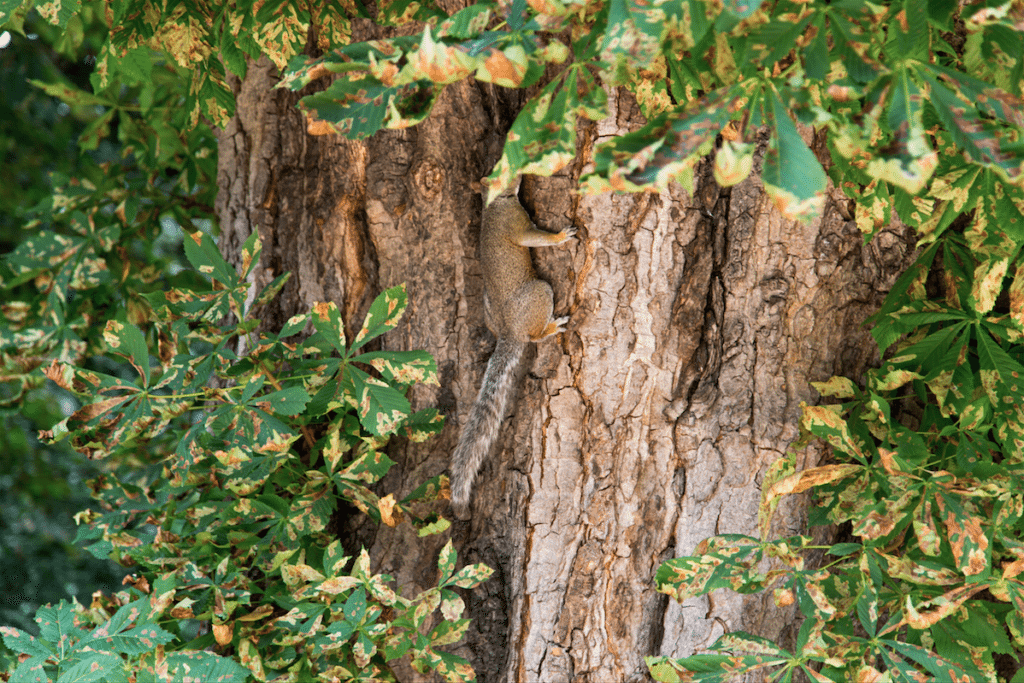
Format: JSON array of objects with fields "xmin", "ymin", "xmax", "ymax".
[{"xmin": 215, "ymin": 51, "xmax": 916, "ymax": 683}]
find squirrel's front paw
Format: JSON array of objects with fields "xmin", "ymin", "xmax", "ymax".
[
  {"xmin": 552, "ymin": 315, "xmax": 570, "ymax": 334},
  {"xmin": 560, "ymin": 226, "xmax": 578, "ymax": 241}
]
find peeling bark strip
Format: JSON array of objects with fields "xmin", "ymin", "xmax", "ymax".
[{"xmin": 217, "ymin": 56, "xmax": 915, "ymax": 682}]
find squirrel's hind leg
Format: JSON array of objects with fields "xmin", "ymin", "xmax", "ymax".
[{"xmin": 508, "ymin": 280, "xmax": 566, "ymax": 341}]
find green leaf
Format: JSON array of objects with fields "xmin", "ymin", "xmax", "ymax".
[
  {"xmin": 830, "ymin": 9, "xmax": 881, "ymax": 83},
  {"xmin": 721, "ymin": 0, "xmax": 764, "ymax": 19},
  {"xmin": 9, "ymin": 658, "xmax": 50, "ymax": 683},
  {"xmin": 80, "ymin": 600, "xmax": 175, "ymax": 655},
  {"xmin": 799, "ymin": 405, "xmax": 870, "ymax": 463},
  {"xmin": 889, "ymin": 322, "xmax": 969, "ymax": 376},
  {"xmin": 976, "ymin": 328, "xmax": 1024, "ymax": 414},
  {"xmin": 239, "ymin": 374, "xmax": 266, "ymax": 403},
  {"xmin": 752, "ymin": 16, "xmax": 814, "ymax": 70},
  {"xmin": 928, "ymin": 0, "xmax": 957, "ymax": 27},
  {"xmin": 352, "ymin": 284, "xmax": 408, "ymax": 351},
  {"xmin": 346, "ymin": 366, "xmax": 411, "ymax": 436},
  {"xmin": 762, "ymin": 89, "xmax": 826, "ymax": 222},
  {"xmin": 811, "ymin": 376, "xmax": 858, "ymax": 399},
  {"xmin": 336, "ymin": 447, "xmax": 395, "ymax": 492},
  {"xmin": 0, "ymin": 0, "xmax": 26, "ymax": 24},
  {"xmin": 487, "ymin": 72, "xmax": 579, "ymax": 200},
  {"xmin": 446, "ymin": 562, "xmax": 495, "ymax": 590},
  {"xmin": 32, "ymin": 0, "xmax": 82, "ymax": 28},
  {"xmin": 599, "ymin": 0, "xmax": 668, "ymax": 82},
  {"xmin": 251, "ymin": 0, "xmax": 310, "ymax": 70},
  {"xmin": 182, "ymin": 230, "xmax": 238, "ymax": 288},
  {"xmin": 217, "ymin": 9, "xmax": 249, "ymax": 79},
  {"xmin": 583, "ymin": 84, "xmax": 742, "ymax": 194},
  {"xmin": 164, "ymin": 650, "xmax": 250, "ymax": 682},
  {"xmin": 253, "ymin": 272, "xmax": 292, "ymax": 310},
  {"xmin": 883, "ymin": 639, "xmax": 972, "ymax": 681},
  {"xmin": 437, "ymin": 4, "xmax": 492, "ymax": 38},
  {"xmin": 869, "ymin": 68, "xmax": 936, "ymax": 194},
  {"xmin": 936, "ymin": 492, "xmax": 992, "ymax": 577},
  {"xmin": 35, "ymin": 603, "xmax": 84, "ymax": 645},
  {"xmin": 28, "ymin": 78, "xmax": 111, "ymax": 107},
  {"xmin": 827, "ymin": 543, "xmax": 862, "ymax": 556},
  {"xmin": 921, "ymin": 70, "xmax": 1024, "ymax": 181},
  {"xmin": 238, "ymin": 230, "xmax": 262, "ymax": 280},
  {"xmin": 102, "ymin": 319, "xmax": 150, "ymax": 384},
  {"xmin": 712, "ymin": 631, "xmax": 789, "ymax": 657},
  {"xmin": 323, "ymin": 540, "xmax": 350, "ymax": 577},
  {"xmin": 438, "ymin": 540, "xmax": 457, "ymax": 583},
  {"xmin": 803, "ymin": 16, "xmax": 829, "ymax": 81},
  {"xmin": 428, "ymin": 618, "xmax": 469, "ymax": 646},
  {"xmin": 655, "ymin": 535, "xmax": 774, "ymax": 601},
  {"xmin": 288, "ymin": 482, "xmax": 336, "ymax": 537},
  {"xmin": 306, "ymin": 375, "xmax": 346, "ymax": 417},
  {"xmin": 0, "ymin": 627, "xmax": 54, "ymax": 659},
  {"xmin": 257, "ymin": 387, "xmax": 311, "ymax": 416},
  {"xmin": 58, "ymin": 652, "xmax": 126, "ymax": 682},
  {"xmin": 856, "ymin": 578, "xmax": 879, "ymax": 636},
  {"xmin": 928, "ymin": 63, "xmax": 1024, "ymax": 132},
  {"xmin": 343, "ymin": 587, "xmax": 368, "ymax": 623},
  {"xmin": 1, "ymin": 231, "xmax": 85, "ymax": 285},
  {"xmin": 279, "ymin": 311, "xmax": 309, "ymax": 338},
  {"xmin": 932, "ymin": 604, "xmax": 1013, "ymax": 681},
  {"xmin": 416, "ymin": 515, "xmax": 452, "ymax": 536},
  {"xmin": 891, "ymin": 0, "xmax": 929, "ymax": 60},
  {"xmin": 646, "ymin": 651, "xmax": 788, "ymax": 683},
  {"xmin": 300, "ymin": 76, "xmax": 439, "ymax": 140},
  {"xmin": 311, "ymin": 301, "xmax": 347, "ymax": 354},
  {"xmin": 377, "ymin": 0, "xmax": 446, "ymax": 25},
  {"xmin": 401, "ymin": 407, "xmax": 445, "ymax": 442},
  {"xmin": 351, "ymin": 350, "xmax": 438, "ymax": 386}
]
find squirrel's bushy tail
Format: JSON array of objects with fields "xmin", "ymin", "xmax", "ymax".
[{"xmin": 450, "ymin": 337, "xmax": 526, "ymax": 516}]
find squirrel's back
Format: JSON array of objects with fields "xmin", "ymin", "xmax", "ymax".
[{"xmin": 481, "ymin": 198, "xmax": 536, "ymax": 312}]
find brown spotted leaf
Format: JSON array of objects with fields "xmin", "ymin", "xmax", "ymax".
[
  {"xmin": 352, "ymin": 283, "xmax": 408, "ymax": 351},
  {"xmin": 904, "ymin": 583, "xmax": 986, "ymax": 629},
  {"xmin": 936, "ymin": 492, "xmax": 992, "ymax": 577}
]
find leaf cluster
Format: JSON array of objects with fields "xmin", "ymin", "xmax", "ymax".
[
  {"xmin": 8, "ymin": 0, "xmax": 1024, "ymax": 223},
  {"xmin": 277, "ymin": 0, "xmax": 1024, "ymax": 221},
  {"xmin": 1, "ymin": 6, "xmax": 219, "ymax": 669},
  {"xmin": 2, "ymin": 596, "xmax": 248, "ymax": 683},
  {"xmin": 2, "ymin": 4, "xmax": 492, "ymax": 680},
  {"xmin": 649, "ymin": 173, "xmax": 1024, "ymax": 680},
  {"xmin": 3, "ymin": 225, "xmax": 490, "ymax": 681}
]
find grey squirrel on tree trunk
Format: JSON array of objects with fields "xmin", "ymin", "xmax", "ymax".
[{"xmin": 449, "ymin": 196, "xmax": 576, "ymax": 519}]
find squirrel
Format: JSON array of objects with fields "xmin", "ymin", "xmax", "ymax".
[{"xmin": 449, "ymin": 196, "xmax": 576, "ymax": 518}]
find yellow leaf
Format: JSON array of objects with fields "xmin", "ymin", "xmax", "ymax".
[
  {"xmin": 213, "ymin": 622, "xmax": 233, "ymax": 645},
  {"xmin": 475, "ymin": 45, "xmax": 528, "ymax": 87},
  {"xmin": 410, "ymin": 27, "xmax": 475, "ymax": 84},
  {"xmin": 972, "ymin": 257, "xmax": 1009, "ymax": 315},
  {"xmin": 811, "ymin": 376, "xmax": 858, "ymax": 398},
  {"xmin": 378, "ymin": 493, "xmax": 403, "ymax": 527},
  {"xmin": 765, "ymin": 463, "xmax": 863, "ymax": 498}
]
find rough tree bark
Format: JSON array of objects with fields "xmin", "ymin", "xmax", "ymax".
[{"xmin": 214, "ymin": 31, "xmax": 917, "ymax": 683}]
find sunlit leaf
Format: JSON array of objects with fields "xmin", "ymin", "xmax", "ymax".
[{"xmin": 762, "ymin": 89, "xmax": 826, "ymax": 223}]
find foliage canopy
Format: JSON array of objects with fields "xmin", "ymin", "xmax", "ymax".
[
  {"xmin": 4, "ymin": 0, "xmax": 1023, "ymax": 221},
  {"xmin": 3, "ymin": 0, "xmax": 1024, "ymax": 681}
]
